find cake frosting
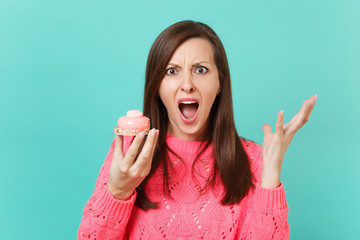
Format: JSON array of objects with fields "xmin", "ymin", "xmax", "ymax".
[{"xmin": 114, "ymin": 110, "xmax": 150, "ymax": 136}]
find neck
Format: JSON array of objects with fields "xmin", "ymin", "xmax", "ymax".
[{"xmin": 165, "ymin": 133, "xmax": 213, "ymax": 159}]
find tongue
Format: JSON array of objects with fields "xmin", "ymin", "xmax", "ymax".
[{"xmin": 180, "ymin": 104, "xmax": 198, "ymax": 119}]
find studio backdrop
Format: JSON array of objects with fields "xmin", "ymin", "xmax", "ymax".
[{"xmin": 0, "ymin": 0, "xmax": 359, "ymax": 239}]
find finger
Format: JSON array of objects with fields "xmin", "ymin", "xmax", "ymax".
[
  {"xmin": 274, "ymin": 110, "xmax": 284, "ymax": 140},
  {"xmin": 286, "ymin": 99, "xmax": 310, "ymax": 134},
  {"xmin": 283, "ymin": 113, "xmax": 298, "ymax": 131},
  {"xmin": 287, "ymin": 99, "xmax": 309, "ymax": 125},
  {"xmin": 286, "ymin": 94, "xmax": 317, "ymax": 133},
  {"xmin": 284, "ymin": 108, "xmax": 301, "ymax": 130},
  {"xmin": 113, "ymin": 135, "xmax": 124, "ymax": 160},
  {"xmin": 122, "ymin": 131, "xmax": 146, "ymax": 169},
  {"xmin": 304, "ymin": 94, "xmax": 317, "ymax": 122},
  {"xmin": 132, "ymin": 129, "xmax": 158, "ymax": 170},
  {"xmin": 295, "ymin": 95, "xmax": 315, "ymax": 127},
  {"xmin": 145, "ymin": 129, "xmax": 159, "ymax": 169}
]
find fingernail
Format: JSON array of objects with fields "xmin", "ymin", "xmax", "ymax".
[
  {"xmin": 150, "ymin": 129, "xmax": 155, "ymax": 136},
  {"xmin": 139, "ymin": 132, "xmax": 145, "ymax": 139}
]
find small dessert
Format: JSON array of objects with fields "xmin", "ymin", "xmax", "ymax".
[{"xmin": 114, "ymin": 110, "xmax": 150, "ymax": 136}]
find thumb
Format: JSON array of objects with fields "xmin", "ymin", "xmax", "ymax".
[
  {"xmin": 262, "ymin": 124, "xmax": 272, "ymax": 159},
  {"xmin": 262, "ymin": 124, "xmax": 272, "ymax": 135}
]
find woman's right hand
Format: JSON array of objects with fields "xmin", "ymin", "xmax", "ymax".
[{"xmin": 108, "ymin": 129, "xmax": 159, "ymax": 200}]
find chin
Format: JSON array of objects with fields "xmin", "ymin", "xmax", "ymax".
[{"xmin": 179, "ymin": 124, "xmax": 206, "ymax": 139}]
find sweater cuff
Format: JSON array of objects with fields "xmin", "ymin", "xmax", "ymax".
[
  {"xmin": 92, "ymin": 187, "xmax": 137, "ymax": 220},
  {"xmin": 254, "ymin": 182, "xmax": 287, "ymax": 212}
]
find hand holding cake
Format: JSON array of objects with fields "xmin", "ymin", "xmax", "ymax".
[{"xmin": 108, "ymin": 110, "xmax": 159, "ymax": 200}]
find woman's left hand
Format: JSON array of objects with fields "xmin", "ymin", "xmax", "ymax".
[{"xmin": 261, "ymin": 94, "xmax": 318, "ymax": 188}]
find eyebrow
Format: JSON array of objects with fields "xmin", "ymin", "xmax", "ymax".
[{"xmin": 167, "ymin": 61, "xmax": 210, "ymax": 67}]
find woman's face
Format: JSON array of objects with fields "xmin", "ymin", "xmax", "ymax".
[{"xmin": 158, "ymin": 38, "xmax": 220, "ymax": 141}]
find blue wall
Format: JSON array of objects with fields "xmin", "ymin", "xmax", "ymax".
[{"xmin": 1, "ymin": 0, "xmax": 359, "ymax": 239}]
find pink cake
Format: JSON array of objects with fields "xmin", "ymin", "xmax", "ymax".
[{"xmin": 114, "ymin": 110, "xmax": 150, "ymax": 136}]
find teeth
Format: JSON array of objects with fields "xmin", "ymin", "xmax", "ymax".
[{"xmin": 180, "ymin": 101, "xmax": 197, "ymax": 104}]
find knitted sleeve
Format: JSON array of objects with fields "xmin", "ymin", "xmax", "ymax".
[
  {"xmin": 237, "ymin": 141, "xmax": 290, "ymax": 240},
  {"xmin": 77, "ymin": 138, "xmax": 136, "ymax": 240}
]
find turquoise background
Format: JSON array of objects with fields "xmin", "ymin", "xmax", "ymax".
[{"xmin": 1, "ymin": 0, "xmax": 359, "ymax": 239}]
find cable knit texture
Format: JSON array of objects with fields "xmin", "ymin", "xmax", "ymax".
[{"xmin": 78, "ymin": 134, "xmax": 290, "ymax": 239}]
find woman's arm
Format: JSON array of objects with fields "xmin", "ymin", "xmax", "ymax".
[
  {"xmin": 77, "ymin": 139, "xmax": 136, "ymax": 240},
  {"xmin": 78, "ymin": 128, "xmax": 159, "ymax": 240},
  {"xmin": 237, "ymin": 95, "xmax": 317, "ymax": 239},
  {"xmin": 237, "ymin": 142, "xmax": 290, "ymax": 240}
]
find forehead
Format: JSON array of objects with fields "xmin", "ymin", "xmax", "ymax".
[{"xmin": 169, "ymin": 38, "xmax": 214, "ymax": 63}]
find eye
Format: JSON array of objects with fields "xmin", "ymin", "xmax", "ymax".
[
  {"xmin": 195, "ymin": 66, "xmax": 208, "ymax": 74},
  {"xmin": 166, "ymin": 68, "xmax": 178, "ymax": 75}
]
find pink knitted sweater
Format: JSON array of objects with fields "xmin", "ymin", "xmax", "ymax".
[{"xmin": 78, "ymin": 134, "xmax": 289, "ymax": 239}]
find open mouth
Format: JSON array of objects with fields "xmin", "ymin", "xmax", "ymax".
[{"xmin": 178, "ymin": 99, "xmax": 199, "ymax": 123}]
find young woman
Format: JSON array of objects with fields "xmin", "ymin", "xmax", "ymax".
[{"xmin": 78, "ymin": 20, "xmax": 317, "ymax": 239}]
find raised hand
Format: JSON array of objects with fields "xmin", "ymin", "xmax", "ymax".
[
  {"xmin": 108, "ymin": 129, "xmax": 159, "ymax": 200},
  {"xmin": 261, "ymin": 94, "xmax": 317, "ymax": 188}
]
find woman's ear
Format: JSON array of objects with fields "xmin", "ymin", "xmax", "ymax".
[{"xmin": 217, "ymin": 85, "xmax": 221, "ymax": 95}]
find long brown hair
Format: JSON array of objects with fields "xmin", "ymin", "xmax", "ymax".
[{"xmin": 136, "ymin": 20, "xmax": 255, "ymax": 210}]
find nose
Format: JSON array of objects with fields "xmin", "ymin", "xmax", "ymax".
[{"xmin": 180, "ymin": 71, "xmax": 196, "ymax": 93}]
